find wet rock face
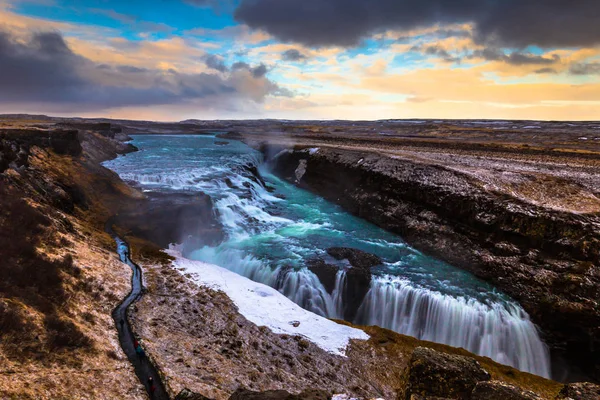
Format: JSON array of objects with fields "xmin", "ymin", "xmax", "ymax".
[
  {"xmin": 268, "ymin": 147, "xmax": 600, "ymax": 377},
  {"xmin": 228, "ymin": 389, "xmax": 329, "ymax": 400},
  {"xmin": 327, "ymin": 247, "xmax": 383, "ymax": 270},
  {"xmin": 307, "ymin": 247, "xmax": 380, "ymax": 321},
  {"xmin": 405, "ymin": 347, "xmax": 491, "ymax": 400},
  {"xmin": 556, "ymin": 382, "xmax": 600, "ymax": 400},
  {"xmin": 115, "ymin": 192, "xmax": 224, "ymax": 249},
  {"xmin": 471, "ymin": 381, "xmax": 542, "ymax": 400},
  {"xmin": 294, "ymin": 159, "xmax": 307, "ymax": 182}
]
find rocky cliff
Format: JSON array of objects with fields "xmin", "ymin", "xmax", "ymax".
[
  {"xmin": 266, "ymin": 146, "xmax": 600, "ymax": 379},
  {"xmin": 0, "ymin": 124, "xmax": 146, "ymax": 399}
]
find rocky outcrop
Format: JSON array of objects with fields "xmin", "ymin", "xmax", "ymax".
[
  {"xmin": 471, "ymin": 381, "xmax": 542, "ymax": 400},
  {"xmin": 229, "ymin": 389, "xmax": 329, "ymax": 400},
  {"xmin": 0, "ymin": 128, "xmax": 82, "ymax": 172},
  {"xmin": 404, "ymin": 347, "xmax": 491, "ymax": 399},
  {"xmin": 267, "ymin": 147, "xmax": 600, "ymax": 377},
  {"xmin": 114, "ymin": 192, "xmax": 223, "ymax": 250},
  {"xmin": 176, "ymin": 388, "xmax": 214, "ymax": 399},
  {"xmin": 307, "ymin": 247, "xmax": 380, "ymax": 320},
  {"xmin": 556, "ymin": 382, "xmax": 600, "ymax": 400},
  {"xmin": 327, "ymin": 247, "xmax": 383, "ymax": 270}
]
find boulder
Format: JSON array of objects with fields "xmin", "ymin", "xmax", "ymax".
[
  {"xmin": 405, "ymin": 347, "xmax": 490, "ymax": 400},
  {"xmin": 175, "ymin": 388, "xmax": 214, "ymax": 400},
  {"xmin": 327, "ymin": 247, "xmax": 383, "ymax": 270},
  {"xmin": 471, "ymin": 381, "xmax": 541, "ymax": 400},
  {"xmin": 556, "ymin": 382, "xmax": 600, "ymax": 400},
  {"xmin": 229, "ymin": 389, "xmax": 329, "ymax": 400}
]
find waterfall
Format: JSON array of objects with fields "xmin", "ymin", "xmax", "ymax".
[
  {"xmin": 105, "ymin": 135, "xmax": 553, "ymax": 379},
  {"xmin": 356, "ymin": 276, "xmax": 551, "ymax": 378},
  {"xmin": 278, "ymin": 268, "xmax": 339, "ymax": 318},
  {"xmin": 331, "ymin": 270, "xmax": 347, "ymax": 318}
]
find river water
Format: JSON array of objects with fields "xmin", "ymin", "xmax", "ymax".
[{"xmin": 104, "ymin": 134, "xmax": 551, "ymax": 378}]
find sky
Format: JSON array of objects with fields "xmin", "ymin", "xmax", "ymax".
[{"xmin": 0, "ymin": 0, "xmax": 599, "ymax": 121}]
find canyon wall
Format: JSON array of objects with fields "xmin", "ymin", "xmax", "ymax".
[{"xmin": 266, "ymin": 146, "xmax": 600, "ymax": 378}]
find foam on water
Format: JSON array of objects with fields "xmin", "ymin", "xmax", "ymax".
[{"xmin": 104, "ymin": 135, "xmax": 551, "ymax": 378}]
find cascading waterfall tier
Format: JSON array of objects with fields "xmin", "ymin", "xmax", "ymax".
[
  {"xmin": 103, "ymin": 135, "xmax": 552, "ymax": 378},
  {"xmin": 356, "ymin": 275, "xmax": 551, "ymax": 378}
]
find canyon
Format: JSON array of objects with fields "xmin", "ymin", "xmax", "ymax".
[{"xmin": 1, "ymin": 115, "xmax": 599, "ymax": 399}]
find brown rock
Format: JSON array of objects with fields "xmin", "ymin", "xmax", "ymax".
[
  {"xmin": 471, "ymin": 381, "xmax": 542, "ymax": 400},
  {"xmin": 229, "ymin": 389, "xmax": 329, "ymax": 400},
  {"xmin": 556, "ymin": 382, "xmax": 600, "ymax": 400},
  {"xmin": 175, "ymin": 388, "xmax": 214, "ymax": 400},
  {"xmin": 327, "ymin": 247, "xmax": 383, "ymax": 270},
  {"xmin": 405, "ymin": 347, "xmax": 490, "ymax": 400}
]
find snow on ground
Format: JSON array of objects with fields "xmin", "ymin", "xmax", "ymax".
[{"xmin": 167, "ymin": 250, "xmax": 370, "ymax": 356}]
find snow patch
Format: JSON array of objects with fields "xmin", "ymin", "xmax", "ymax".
[{"xmin": 167, "ymin": 251, "xmax": 370, "ymax": 356}]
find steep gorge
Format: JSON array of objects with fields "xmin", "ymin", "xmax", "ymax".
[{"xmin": 265, "ymin": 146, "xmax": 600, "ymax": 379}]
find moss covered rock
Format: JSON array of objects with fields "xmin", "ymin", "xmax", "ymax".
[
  {"xmin": 405, "ymin": 347, "xmax": 490, "ymax": 399},
  {"xmin": 471, "ymin": 381, "xmax": 541, "ymax": 400}
]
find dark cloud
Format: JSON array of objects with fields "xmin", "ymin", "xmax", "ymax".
[
  {"xmin": 231, "ymin": 61, "xmax": 268, "ymax": 78},
  {"xmin": 281, "ymin": 49, "xmax": 307, "ymax": 61},
  {"xmin": 0, "ymin": 30, "xmax": 286, "ymax": 111},
  {"xmin": 412, "ymin": 45, "xmax": 458, "ymax": 63},
  {"xmin": 204, "ymin": 54, "xmax": 229, "ymax": 72},
  {"xmin": 570, "ymin": 62, "xmax": 600, "ymax": 75},
  {"xmin": 115, "ymin": 65, "xmax": 149, "ymax": 73},
  {"xmin": 234, "ymin": 0, "xmax": 600, "ymax": 48},
  {"xmin": 534, "ymin": 67, "xmax": 558, "ymax": 74},
  {"xmin": 251, "ymin": 63, "xmax": 268, "ymax": 78},
  {"xmin": 472, "ymin": 48, "xmax": 560, "ymax": 65},
  {"xmin": 505, "ymin": 53, "xmax": 560, "ymax": 66},
  {"xmin": 436, "ymin": 29, "xmax": 472, "ymax": 39},
  {"xmin": 232, "ymin": 61, "xmax": 251, "ymax": 70}
]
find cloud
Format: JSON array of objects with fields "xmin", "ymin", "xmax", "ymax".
[
  {"xmin": 204, "ymin": 54, "xmax": 228, "ymax": 72},
  {"xmin": 412, "ymin": 45, "xmax": 459, "ymax": 63},
  {"xmin": 358, "ymin": 67, "xmax": 600, "ymax": 106},
  {"xmin": 570, "ymin": 62, "xmax": 600, "ymax": 75},
  {"xmin": 473, "ymin": 48, "xmax": 560, "ymax": 66},
  {"xmin": 185, "ymin": 24, "xmax": 270, "ymax": 45},
  {"xmin": 232, "ymin": 61, "xmax": 269, "ymax": 78},
  {"xmin": 535, "ymin": 68, "xmax": 558, "ymax": 74},
  {"xmin": 281, "ymin": 48, "xmax": 307, "ymax": 61},
  {"xmin": 0, "ymin": 30, "xmax": 288, "ymax": 112},
  {"xmin": 234, "ymin": 0, "xmax": 600, "ymax": 48}
]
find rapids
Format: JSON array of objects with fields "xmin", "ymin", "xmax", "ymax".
[{"xmin": 104, "ymin": 134, "xmax": 551, "ymax": 378}]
